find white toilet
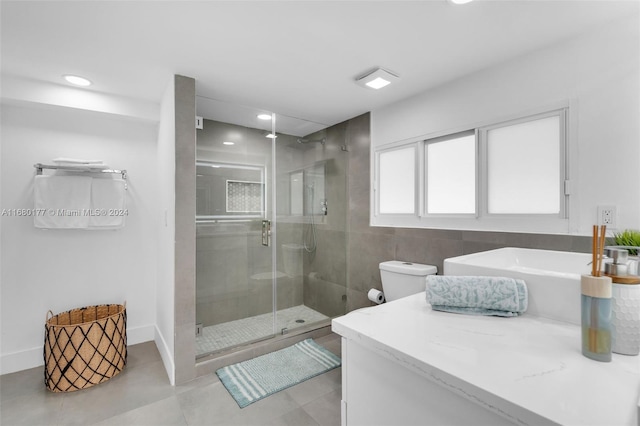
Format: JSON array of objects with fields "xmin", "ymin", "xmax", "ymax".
[{"xmin": 379, "ymin": 261, "xmax": 438, "ymax": 301}]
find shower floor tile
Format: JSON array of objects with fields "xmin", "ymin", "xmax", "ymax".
[{"xmin": 196, "ymin": 305, "xmax": 329, "ymax": 356}]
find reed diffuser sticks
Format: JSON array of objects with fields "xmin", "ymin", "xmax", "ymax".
[{"xmin": 592, "ymin": 225, "xmax": 607, "ymax": 277}]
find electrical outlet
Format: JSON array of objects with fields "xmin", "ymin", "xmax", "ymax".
[{"xmin": 597, "ymin": 205, "xmax": 617, "ymax": 228}]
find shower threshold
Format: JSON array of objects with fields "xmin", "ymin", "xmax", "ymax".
[{"xmin": 196, "ymin": 304, "xmax": 329, "ymax": 357}]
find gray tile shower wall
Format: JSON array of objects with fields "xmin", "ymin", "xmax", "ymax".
[{"xmin": 342, "ymin": 112, "xmax": 592, "ymax": 313}]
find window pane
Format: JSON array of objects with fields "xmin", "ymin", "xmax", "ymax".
[
  {"xmin": 487, "ymin": 116, "xmax": 560, "ymax": 214},
  {"xmin": 379, "ymin": 147, "xmax": 415, "ymax": 214},
  {"xmin": 427, "ymin": 134, "xmax": 476, "ymax": 214}
]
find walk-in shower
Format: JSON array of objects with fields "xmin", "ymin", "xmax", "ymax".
[{"xmin": 194, "ymin": 107, "xmax": 346, "ymax": 359}]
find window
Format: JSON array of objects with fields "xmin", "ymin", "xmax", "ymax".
[
  {"xmin": 378, "ymin": 146, "xmax": 416, "ymax": 214},
  {"xmin": 426, "ymin": 131, "xmax": 476, "ymax": 215},
  {"xmin": 373, "ymin": 108, "xmax": 568, "ymax": 233},
  {"xmin": 484, "ymin": 114, "xmax": 561, "ymax": 214}
]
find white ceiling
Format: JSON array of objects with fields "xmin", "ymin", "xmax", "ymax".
[{"xmin": 1, "ymin": 0, "xmax": 637, "ymax": 136}]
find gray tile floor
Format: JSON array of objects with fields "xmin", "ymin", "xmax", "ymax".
[{"xmin": 0, "ymin": 334, "xmax": 342, "ymax": 426}]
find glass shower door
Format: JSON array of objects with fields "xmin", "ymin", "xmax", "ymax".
[
  {"xmin": 194, "ymin": 101, "xmax": 346, "ymax": 359},
  {"xmin": 195, "ymin": 114, "xmax": 277, "ymax": 357}
]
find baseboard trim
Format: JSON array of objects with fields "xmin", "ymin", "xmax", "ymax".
[
  {"xmin": 0, "ymin": 324, "xmax": 155, "ymax": 375},
  {"xmin": 154, "ymin": 325, "xmax": 175, "ymax": 385}
]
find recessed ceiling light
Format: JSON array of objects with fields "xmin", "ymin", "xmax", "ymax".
[
  {"xmin": 63, "ymin": 75, "xmax": 92, "ymax": 87},
  {"xmin": 266, "ymin": 133, "xmax": 278, "ymax": 139},
  {"xmin": 367, "ymin": 77, "xmax": 391, "ymax": 90},
  {"xmin": 257, "ymin": 114, "xmax": 272, "ymax": 120},
  {"xmin": 355, "ymin": 68, "xmax": 399, "ymax": 90},
  {"xmin": 223, "ymin": 141, "xmax": 235, "ymax": 145},
  {"xmin": 449, "ymin": 0, "xmax": 474, "ymax": 4}
]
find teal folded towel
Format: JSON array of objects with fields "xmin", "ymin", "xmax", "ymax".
[{"xmin": 426, "ymin": 276, "xmax": 528, "ymax": 317}]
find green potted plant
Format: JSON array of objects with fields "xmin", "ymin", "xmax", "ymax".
[{"xmin": 613, "ymin": 229, "xmax": 640, "ymax": 256}]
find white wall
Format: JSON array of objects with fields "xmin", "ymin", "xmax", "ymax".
[
  {"xmin": 155, "ymin": 78, "xmax": 176, "ymax": 385},
  {"xmin": 1, "ymin": 75, "xmax": 158, "ymax": 123},
  {"xmin": 0, "ymin": 103, "xmax": 160, "ymax": 374},
  {"xmin": 371, "ymin": 15, "xmax": 639, "ymax": 235}
]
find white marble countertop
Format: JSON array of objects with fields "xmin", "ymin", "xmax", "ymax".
[{"xmin": 332, "ymin": 294, "xmax": 640, "ymax": 426}]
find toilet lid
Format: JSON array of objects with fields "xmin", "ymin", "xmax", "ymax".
[{"xmin": 379, "ymin": 261, "xmax": 437, "ymax": 276}]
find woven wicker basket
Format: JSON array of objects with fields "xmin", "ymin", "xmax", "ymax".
[{"xmin": 44, "ymin": 303, "xmax": 127, "ymax": 392}]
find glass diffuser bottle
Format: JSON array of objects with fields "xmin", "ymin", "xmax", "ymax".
[{"xmin": 581, "ymin": 274, "xmax": 613, "ymax": 362}]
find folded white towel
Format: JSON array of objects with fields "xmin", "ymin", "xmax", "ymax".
[
  {"xmin": 52, "ymin": 157, "xmax": 105, "ymax": 165},
  {"xmin": 48, "ymin": 163, "xmax": 110, "ymax": 171},
  {"xmin": 88, "ymin": 178, "xmax": 126, "ymax": 229},
  {"xmin": 34, "ymin": 175, "xmax": 92, "ymax": 229}
]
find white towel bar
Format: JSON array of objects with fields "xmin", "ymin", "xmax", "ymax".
[{"xmin": 34, "ymin": 163, "xmax": 128, "ymax": 188}]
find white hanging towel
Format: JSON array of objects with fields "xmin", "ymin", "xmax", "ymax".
[
  {"xmin": 34, "ymin": 175, "xmax": 92, "ymax": 229},
  {"xmin": 88, "ymin": 178, "xmax": 127, "ymax": 229}
]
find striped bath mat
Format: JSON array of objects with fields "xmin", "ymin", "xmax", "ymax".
[{"xmin": 216, "ymin": 338, "xmax": 341, "ymax": 408}]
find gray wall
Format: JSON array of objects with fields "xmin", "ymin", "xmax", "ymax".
[
  {"xmin": 174, "ymin": 75, "xmax": 197, "ymax": 385},
  {"xmin": 344, "ymin": 112, "xmax": 592, "ymax": 311}
]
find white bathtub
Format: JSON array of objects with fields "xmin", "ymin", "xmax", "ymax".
[{"xmin": 444, "ymin": 247, "xmax": 592, "ymax": 325}]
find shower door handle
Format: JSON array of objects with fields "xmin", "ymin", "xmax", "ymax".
[{"xmin": 261, "ymin": 220, "xmax": 271, "ymax": 247}]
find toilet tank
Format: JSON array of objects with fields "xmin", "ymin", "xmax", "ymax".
[{"xmin": 379, "ymin": 261, "xmax": 437, "ymax": 301}]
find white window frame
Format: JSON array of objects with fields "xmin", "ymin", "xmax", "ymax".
[
  {"xmin": 423, "ymin": 130, "xmax": 478, "ymax": 219},
  {"xmin": 372, "ymin": 107, "xmax": 571, "ymax": 233},
  {"xmin": 374, "ymin": 143, "xmax": 420, "ymax": 221},
  {"xmin": 479, "ymin": 109, "xmax": 568, "ymax": 219}
]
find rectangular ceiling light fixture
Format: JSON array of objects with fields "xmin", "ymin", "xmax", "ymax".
[{"xmin": 356, "ymin": 67, "xmax": 400, "ymax": 90}]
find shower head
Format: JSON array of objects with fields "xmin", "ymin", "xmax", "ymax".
[{"xmin": 297, "ymin": 138, "xmax": 326, "ymax": 145}]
